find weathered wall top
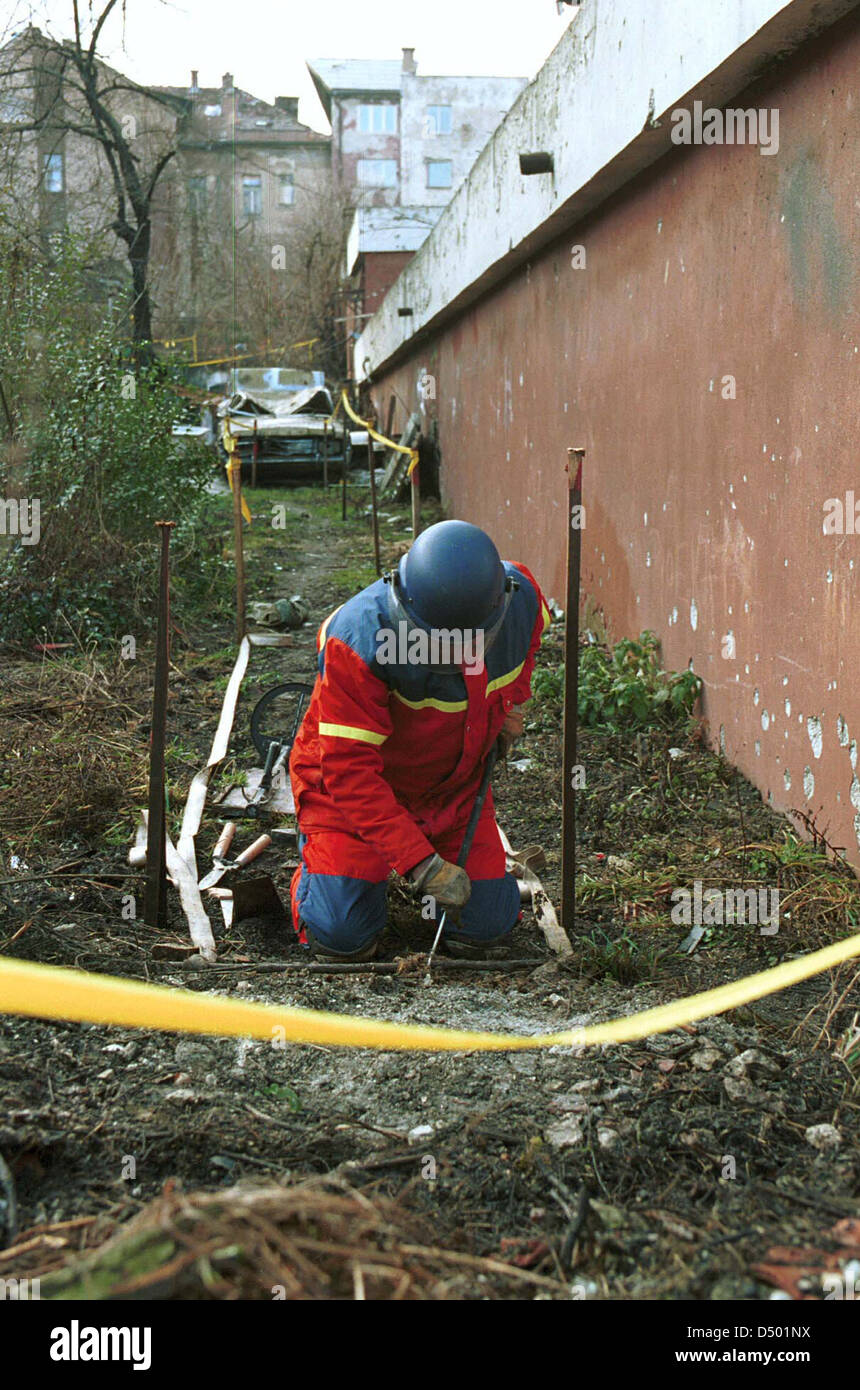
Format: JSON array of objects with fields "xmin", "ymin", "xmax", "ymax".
[
  {"xmin": 356, "ymin": 0, "xmax": 860, "ymax": 380},
  {"xmin": 346, "ymin": 206, "xmax": 444, "ymax": 273}
]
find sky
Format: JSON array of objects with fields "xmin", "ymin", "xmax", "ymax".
[{"xmin": 7, "ymin": 0, "xmax": 575, "ymax": 133}]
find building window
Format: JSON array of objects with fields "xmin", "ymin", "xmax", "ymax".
[
  {"xmin": 426, "ymin": 104, "xmax": 452, "ymax": 136},
  {"xmin": 358, "ymin": 103, "xmax": 397, "ymax": 134},
  {"xmin": 357, "ymin": 158, "xmax": 398, "ymax": 188},
  {"xmin": 279, "ymin": 174, "xmax": 295, "ymax": 206},
  {"xmin": 426, "ymin": 159, "xmax": 452, "ymax": 188},
  {"xmin": 43, "ymin": 152, "xmax": 63, "ymax": 192},
  {"xmin": 242, "ymin": 175, "xmax": 262, "ymax": 216},
  {"xmin": 188, "ymin": 176, "xmax": 207, "ymax": 215}
]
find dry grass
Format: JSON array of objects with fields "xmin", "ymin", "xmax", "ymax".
[
  {"xmin": 1, "ymin": 1177, "xmax": 568, "ymax": 1301},
  {"xmin": 0, "ymin": 649, "xmax": 152, "ymax": 854}
]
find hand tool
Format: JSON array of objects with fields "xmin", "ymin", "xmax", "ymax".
[
  {"xmin": 211, "ymin": 819, "xmax": 237, "ymax": 865},
  {"xmin": 198, "ymin": 832, "xmax": 272, "ymax": 891},
  {"xmin": 423, "ymin": 742, "xmax": 499, "ymax": 981}
]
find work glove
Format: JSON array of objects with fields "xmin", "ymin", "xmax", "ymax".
[
  {"xmin": 498, "ymin": 704, "xmax": 525, "ymax": 756},
  {"xmin": 409, "ymin": 852, "xmax": 471, "ymax": 907}
]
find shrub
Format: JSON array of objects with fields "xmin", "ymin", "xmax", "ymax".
[
  {"xmin": 0, "ymin": 234, "xmax": 216, "ymax": 644},
  {"xmin": 533, "ymin": 631, "xmax": 702, "ymax": 732}
]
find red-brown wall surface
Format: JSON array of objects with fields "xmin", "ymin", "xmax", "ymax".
[
  {"xmin": 362, "ymin": 250, "xmax": 415, "ymax": 319},
  {"xmin": 367, "ymin": 13, "xmax": 860, "ymax": 860}
]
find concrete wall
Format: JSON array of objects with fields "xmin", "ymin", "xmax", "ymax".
[
  {"xmin": 361, "ymin": 3, "xmax": 860, "ymax": 864},
  {"xmin": 335, "ymin": 94, "xmax": 401, "ymax": 206},
  {"xmin": 399, "ymin": 73, "xmax": 527, "ymax": 205}
]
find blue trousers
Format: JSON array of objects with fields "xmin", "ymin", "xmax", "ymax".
[{"xmin": 294, "ymin": 836, "xmax": 520, "ymax": 954}]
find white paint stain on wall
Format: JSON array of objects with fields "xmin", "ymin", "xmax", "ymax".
[
  {"xmin": 807, "ymin": 715, "xmax": 823, "ymax": 760},
  {"xmin": 690, "ymin": 600, "xmax": 698, "ymax": 631},
  {"xmin": 837, "ymin": 715, "xmax": 849, "ymax": 746},
  {"xmin": 803, "ymin": 767, "xmax": 815, "ymax": 800}
]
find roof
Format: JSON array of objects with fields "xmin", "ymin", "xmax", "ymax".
[
  {"xmin": 151, "ymin": 83, "xmax": 329, "ymax": 143},
  {"xmin": 346, "ymin": 205, "xmax": 444, "ymax": 274},
  {"xmin": 307, "ymin": 59, "xmax": 404, "ymax": 119}
]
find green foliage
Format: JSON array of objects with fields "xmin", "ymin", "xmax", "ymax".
[
  {"xmin": 577, "ymin": 926, "xmax": 664, "ymax": 985},
  {"xmin": 0, "ymin": 232, "xmax": 217, "ymax": 644},
  {"xmin": 533, "ymin": 631, "xmax": 702, "ymax": 733},
  {"xmin": 255, "ymin": 1083, "xmax": 302, "ymax": 1112}
]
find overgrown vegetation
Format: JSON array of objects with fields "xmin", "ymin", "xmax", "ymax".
[
  {"xmin": 532, "ymin": 630, "xmax": 702, "ymax": 732},
  {"xmin": 0, "ymin": 231, "xmax": 218, "ymax": 645}
]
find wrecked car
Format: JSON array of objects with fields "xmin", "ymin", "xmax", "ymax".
[{"xmin": 217, "ymin": 368, "xmax": 352, "ymax": 482}]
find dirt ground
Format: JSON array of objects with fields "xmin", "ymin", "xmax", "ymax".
[{"xmin": 1, "ymin": 475, "xmax": 859, "ymax": 1300}]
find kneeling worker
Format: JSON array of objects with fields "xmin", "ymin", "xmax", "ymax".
[{"xmin": 288, "ymin": 519, "xmax": 550, "ymax": 961}]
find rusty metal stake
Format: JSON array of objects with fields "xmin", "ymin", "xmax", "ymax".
[
  {"xmin": 561, "ymin": 447, "xmax": 585, "ymax": 940},
  {"xmin": 341, "ymin": 418, "xmax": 348, "ymax": 521},
  {"xmin": 368, "ymin": 411, "xmax": 382, "ymax": 575},
  {"xmin": 230, "ymin": 451, "xmax": 246, "ymax": 644},
  {"xmin": 143, "ymin": 520, "xmax": 175, "ymax": 930},
  {"xmin": 322, "ymin": 419, "xmax": 329, "ymax": 490},
  {"xmin": 411, "ymin": 453, "xmax": 420, "ymax": 539}
]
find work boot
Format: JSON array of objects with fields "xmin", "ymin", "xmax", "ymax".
[
  {"xmin": 443, "ymin": 935, "xmax": 512, "ymax": 961},
  {"xmin": 304, "ymin": 927, "xmax": 379, "ymax": 963}
]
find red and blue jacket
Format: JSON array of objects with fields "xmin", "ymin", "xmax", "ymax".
[{"xmin": 289, "ymin": 561, "xmax": 550, "ymax": 877}]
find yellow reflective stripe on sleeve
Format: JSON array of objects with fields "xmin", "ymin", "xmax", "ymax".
[
  {"xmin": 392, "ymin": 690, "xmax": 468, "ymax": 712},
  {"xmin": 486, "ymin": 661, "xmax": 525, "ymax": 695},
  {"xmin": 541, "ymin": 601, "xmax": 552, "ymax": 633},
  {"xmin": 318, "ymin": 605, "xmax": 343, "ymax": 652},
  {"xmin": 319, "ymin": 721, "xmax": 388, "ymax": 746}
]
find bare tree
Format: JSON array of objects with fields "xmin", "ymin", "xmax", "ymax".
[
  {"xmin": 0, "ymin": 4, "xmax": 186, "ymax": 366},
  {"xmin": 150, "ymin": 167, "xmax": 354, "ymax": 381}
]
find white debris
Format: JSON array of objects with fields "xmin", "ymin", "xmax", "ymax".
[
  {"xmin": 545, "ymin": 1117, "xmax": 585, "ymax": 1149},
  {"xmin": 607, "ymin": 855, "xmax": 634, "ymax": 873},
  {"xmin": 724, "ymin": 1049, "xmax": 780, "ymax": 1080},
  {"xmin": 680, "ymin": 925, "xmax": 706, "ymax": 954},
  {"xmin": 805, "ymin": 1123, "xmax": 842, "ymax": 1151},
  {"xmin": 690, "ymin": 1042, "xmax": 723, "ymax": 1071}
]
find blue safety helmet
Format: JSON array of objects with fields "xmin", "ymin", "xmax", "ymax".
[{"xmin": 391, "ymin": 520, "xmax": 512, "ymax": 637}]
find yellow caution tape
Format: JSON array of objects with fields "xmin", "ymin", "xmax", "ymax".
[
  {"xmin": 221, "ymin": 423, "xmax": 253, "ymax": 524},
  {"xmin": 339, "ymin": 391, "xmax": 420, "ymax": 477},
  {"xmin": 2, "ymin": 930, "xmax": 859, "ymax": 1052},
  {"xmin": 178, "ymin": 337, "xmax": 321, "ymax": 368}
]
